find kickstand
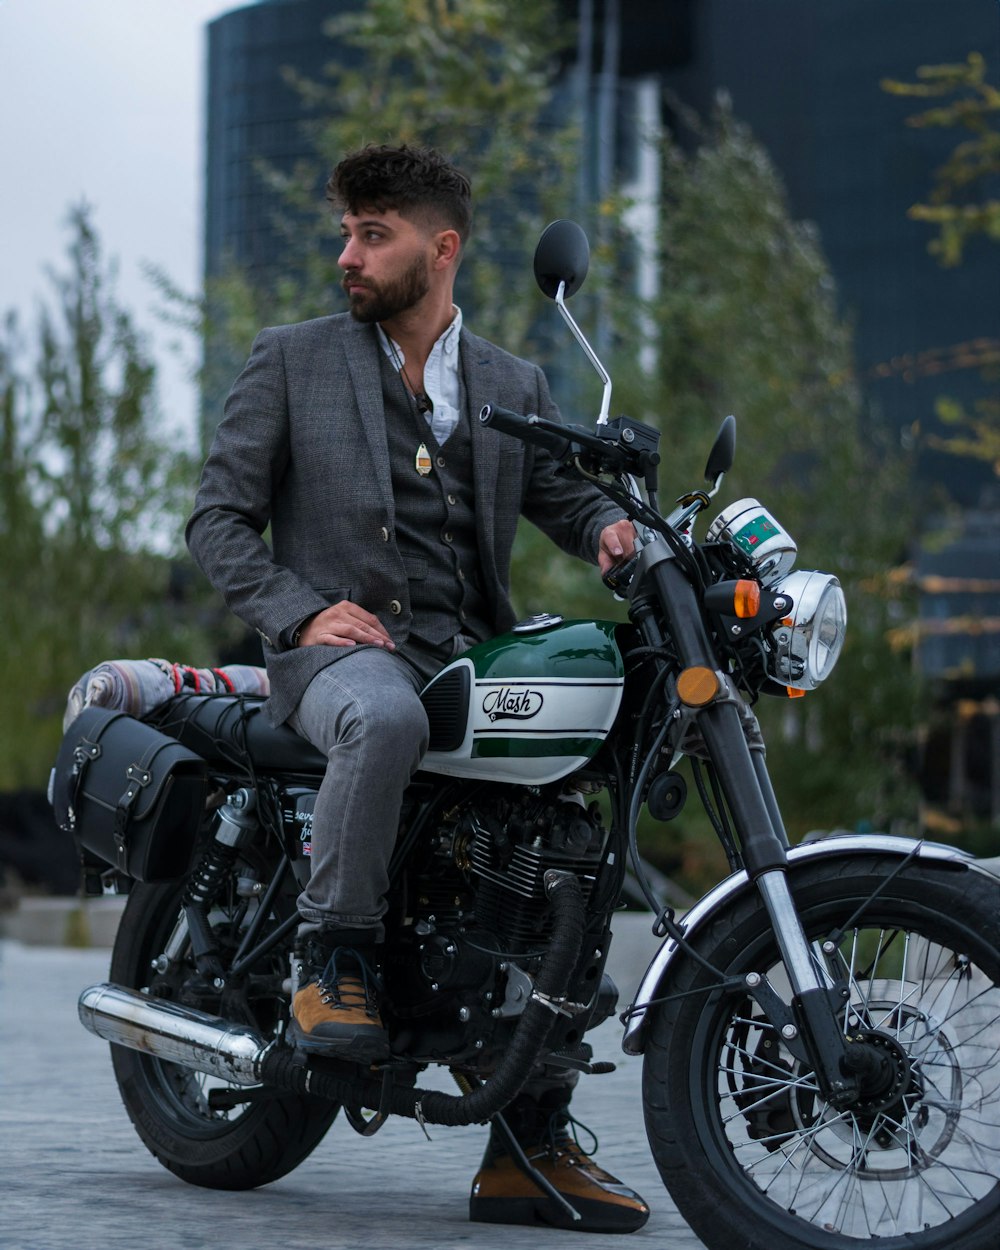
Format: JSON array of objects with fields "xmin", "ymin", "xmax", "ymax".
[
  {"xmin": 343, "ymin": 1066, "xmax": 394, "ymax": 1137},
  {"xmin": 490, "ymin": 1111, "xmax": 582, "ymax": 1224}
]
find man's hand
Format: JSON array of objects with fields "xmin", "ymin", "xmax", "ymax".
[
  {"xmin": 597, "ymin": 519, "xmax": 636, "ymax": 576},
  {"xmin": 297, "ymin": 602, "xmax": 396, "ymax": 650}
]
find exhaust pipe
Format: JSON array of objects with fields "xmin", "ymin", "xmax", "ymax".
[{"xmin": 79, "ymin": 983, "xmax": 268, "ymax": 1087}]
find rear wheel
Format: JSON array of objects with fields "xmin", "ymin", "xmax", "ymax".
[
  {"xmin": 109, "ymin": 852, "xmax": 339, "ymax": 1190},
  {"xmin": 642, "ymin": 857, "xmax": 1000, "ymax": 1250}
]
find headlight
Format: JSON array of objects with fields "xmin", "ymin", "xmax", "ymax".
[
  {"xmin": 767, "ymin": 570, "xmax": 847, "ymax": 690},
  {"xmin": 706, "ymin": 498, "xmax": 797, "ymax": 586}
]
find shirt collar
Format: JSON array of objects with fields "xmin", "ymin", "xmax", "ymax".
[{"xmin": 376, "ymin": 306, "xmax": 463, "ymax": 368}]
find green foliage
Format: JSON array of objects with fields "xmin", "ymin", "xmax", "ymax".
[
  {"xmin": 0, "ymin": 206, "xmax": 216, "ymax": 790},
  {"xmin": 595, "ymin": 104, "xmax": 921, "ymax": 866},
  {"xmin": 881, "ymin": 53, "xmax": 1000, "ymax": 267},
  {"xmin": 880, "ymin": 53, "xmax": 1000, "ymax": 482}
]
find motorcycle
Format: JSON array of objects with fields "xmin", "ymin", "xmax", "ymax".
[{"xmin": 54, "ymin": 220, "xmax": 999, "ymax": 1250}]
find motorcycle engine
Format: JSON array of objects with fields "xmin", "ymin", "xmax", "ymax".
[
  {"xmin": 386, "ymin": 783, "xmax": 610, "ymax": 1062},
  {"xmin": 461, "ymin": 787, "xmax": 606, "ymax": 948}
]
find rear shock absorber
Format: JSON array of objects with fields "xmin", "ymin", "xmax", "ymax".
[{"xmin": 183, "ymin": 789, "xmax": 258, "ymax": 981}]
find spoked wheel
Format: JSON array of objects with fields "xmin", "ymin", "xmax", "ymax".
[
  {"xmin": 109, "ymin": 849, "xmax": 339, "ymax": 1190},
  {"xmin": 642, "ymin": 856, "xmax": 1000, "ymax": 1250}
]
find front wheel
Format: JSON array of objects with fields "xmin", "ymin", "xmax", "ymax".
[{"xmin": 642, "ymin": 856, "xmax": 1000, "ymax": 1250}]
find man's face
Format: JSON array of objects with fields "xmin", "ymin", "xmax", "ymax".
[{"xmin": 338, "ymin": 207, "xmax": 434, "ymax": 324}]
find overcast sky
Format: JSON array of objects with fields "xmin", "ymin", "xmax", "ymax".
[{"xmin": 0, "ymin": 0, "xmax": 240, "ymax": 441}]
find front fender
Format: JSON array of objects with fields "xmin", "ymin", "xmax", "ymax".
[{"xmin": 620, "ymin": 834, "xmax": 977, "ymax": 1056}]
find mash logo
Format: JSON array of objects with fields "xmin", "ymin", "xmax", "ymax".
[{"xmin": 482, "ymin": 687, "xmax": 544, "ymax": 722}]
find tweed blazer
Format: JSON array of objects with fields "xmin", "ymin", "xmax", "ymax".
[{"xmin": 186, "ymin": 313, "xmax": 624, "ymax": 725}]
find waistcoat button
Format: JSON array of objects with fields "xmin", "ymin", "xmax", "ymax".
[{"xmin": 389, "ymin": 599, "xmax": 402, "ymax": 615}]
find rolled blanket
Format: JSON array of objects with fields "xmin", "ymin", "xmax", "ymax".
[{"xmin": 63, "ymin": 659, "xmax": 270, "ymax": 729}]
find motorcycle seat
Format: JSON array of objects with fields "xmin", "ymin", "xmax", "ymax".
[{"xmin": 148, "ymin": 693, "xmax": 328, "ymax": 774}]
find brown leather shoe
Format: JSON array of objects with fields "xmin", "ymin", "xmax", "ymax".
[
  {"xmin": 469, "ymin": 1095, "xmax": 649, "ymax": 1233},
  {"xmin": 288, "ymin": 942, "xmax": 389, "ymax": 1062}
]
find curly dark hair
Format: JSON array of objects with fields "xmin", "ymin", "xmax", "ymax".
[{"xmin": 326, "ymin": 143, "xmax": 472, "ymax": 244}]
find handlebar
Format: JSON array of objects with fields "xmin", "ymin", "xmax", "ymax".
[
  {"xmin": 478, "ymin": 404, "xmax": 571, "ymax": 459},
  {"xmin": 478, "ymin": 404, "xmax": 661, "ymax": 485}
]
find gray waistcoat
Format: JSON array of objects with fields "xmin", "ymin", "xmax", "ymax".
[{"xmin": 379, "ymin": 350, "xmax": 492, "ymax": 645}]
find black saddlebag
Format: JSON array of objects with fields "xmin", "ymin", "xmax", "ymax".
[{"xmin": 52, "ymin": 706, "xmax": 209, "ymax": 881}]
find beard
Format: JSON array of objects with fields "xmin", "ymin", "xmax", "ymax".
[{"xmin": 343, "ymin": 253, "xmax": 430, "ymax": 324}]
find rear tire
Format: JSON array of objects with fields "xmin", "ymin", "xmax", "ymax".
[
  {"xmin": 642, "ymin": 856, "xmax": 1000, "ymax": 1250},
  {"xmin": 109, "ymin": 869, "xmax": 339, "ymax": 1190}
]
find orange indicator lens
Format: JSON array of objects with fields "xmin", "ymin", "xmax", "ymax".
[
  {"xmin": 733, "ymin": 580, "xmax": 761, "ymax": 619},
  {"xmin": 676, "ymin": 666, "xmax": 722, "ymax": 706}
]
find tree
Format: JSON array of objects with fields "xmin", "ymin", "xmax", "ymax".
[
  {"xmin": 881, "ymin": 53, "xmax": 1000, "ymax": 267},
  {"xmin": 880, "ymin": 53, "xmax": 1000, "ymax": 479},
  {"xmin": 584, "ymin": 103, "xmax": 922, "ymax": 885},
  {"xmin": 0, "ymin": 206, "xmax": 216, "ymax": 790}
]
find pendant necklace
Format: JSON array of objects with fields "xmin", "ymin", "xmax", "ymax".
[{"xmin": 386, "ymin": 336, "xmax": 434, "ymax": 476}]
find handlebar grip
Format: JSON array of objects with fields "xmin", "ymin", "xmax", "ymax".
[{"xmin": 479, "ymin": 404, "xmax": 571, "ymax": 459}]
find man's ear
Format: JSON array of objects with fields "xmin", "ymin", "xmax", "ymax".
[{"xmin": 433, "ymin": 229, "xmax": 462, "ymax": 269}]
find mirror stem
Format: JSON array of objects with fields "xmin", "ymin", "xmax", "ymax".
[{"xmin": 555, "ymin": 280, "xmax": 612, "ymax": 425}]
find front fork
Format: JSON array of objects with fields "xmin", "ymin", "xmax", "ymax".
[
  {"xmin": 695, "ymin": 702, "xmax": 859, "ymax": 1106},
  {"xmin": 641, "ymin": 549, "xmax": 860, "ymax": 1106}
]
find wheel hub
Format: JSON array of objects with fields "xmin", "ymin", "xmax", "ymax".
[{"xmin": 842, "ymin": 1029, "xmax": 916, "ymax": 1118}]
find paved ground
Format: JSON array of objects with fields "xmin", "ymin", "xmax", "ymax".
[{"xmin": 0, "ymin": 914, "xmax": 707, "ymax": 1250}]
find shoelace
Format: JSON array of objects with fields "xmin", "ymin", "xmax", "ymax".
[
  {"xmin": 317, "ymin": 947, "xmax": 381, "ymax": 1019},
  {"xmin": 531, "ymin": 1108, "xmax": 601, "ymax": 1165}
]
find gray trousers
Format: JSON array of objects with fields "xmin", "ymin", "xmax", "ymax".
[
  {"xmin": 288, "ymin": 637, "xmax": 462, "ymax": 938},
  {"xmin": 288, "ymin": 636, "xmax": 578, "ymax": 1100}
]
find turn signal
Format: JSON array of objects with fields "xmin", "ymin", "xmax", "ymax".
[
  {"xmin": 704, "ymin": 579, "xmax": 761, "ymax": 619},
  {"xmin": 676, "ymin": 666, "xmax": 721, "ymax": 707},
  {"xmin": 733, "ymin": 579, "xmax": 761, "ymax": 619},
  {"xmin": 785, "ymin": 686, "xmax": 806, "ymax": 699}
]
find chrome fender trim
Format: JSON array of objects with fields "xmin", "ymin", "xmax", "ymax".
[{"xmin": 620, "ymin": 834, "xmax": 974, "ymax": 1055}]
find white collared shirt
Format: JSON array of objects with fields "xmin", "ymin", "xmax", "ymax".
[{"xmin": 377, "ymin": 308, "xmax": 463, "ymax": 445}]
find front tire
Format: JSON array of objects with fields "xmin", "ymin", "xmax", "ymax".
[
  {"xmin": 642, "ymin": 856, "xmax": 1000, "ymax": 1250},
  {"xmin": 109, "ymin": 869, "xmax": 339, "ymax": 1190}
]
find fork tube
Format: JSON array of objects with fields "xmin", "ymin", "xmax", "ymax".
[
  {"xmin": 750, "ymin": 748, "xmax": 790, "ymax": 849},
  {"xmin": 645, "ymin": 549, "xmax": 856, "ymax": 1097}
]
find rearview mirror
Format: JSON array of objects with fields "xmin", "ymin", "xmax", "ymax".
[
  {"xmin": 705, "ymin": 415, "xmax": 737, "ymax": 486},
  {"xmin": 533, "ymin": 220, "xmax": 590, "ymax": 301}
]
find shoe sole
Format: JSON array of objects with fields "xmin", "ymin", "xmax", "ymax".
[
  {"xmin": 470, "ymin": 1194, "xmax": 649, "ymax": 1234},
  {"xmin": 286, "ymin": 1020, "xmax": 390, "ymax": 1063}
]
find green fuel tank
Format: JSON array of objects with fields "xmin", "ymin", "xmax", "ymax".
[{"xmin": 420, "ymin": 616, "xmax": 625, "ymax": 784}]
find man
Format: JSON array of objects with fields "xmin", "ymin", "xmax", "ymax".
[{"xmin": 187, "ymin": 144, "xmax": 646, "ymax": 1233}]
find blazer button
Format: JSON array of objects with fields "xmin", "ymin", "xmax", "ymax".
[
  {"xmin": 389, "ymin": 599, "xmax": 402, "ymax": 615},
  {"xmin": 380, "ymin": 526, "xmax": 390, "ymax": 542}
]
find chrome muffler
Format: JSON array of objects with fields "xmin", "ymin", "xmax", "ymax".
[{"xmin": 79, "ymin": 982, "xmax": 269, "ymax": 1087}]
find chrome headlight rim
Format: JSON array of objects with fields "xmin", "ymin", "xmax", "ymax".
[{"xmin": 767, "ymin": 570, "xmax": 847, "ymax": 691}]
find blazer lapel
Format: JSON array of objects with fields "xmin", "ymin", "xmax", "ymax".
[
  {"xmin": 342, "ymin": 319, "xmax": 395, "ymax": 519},
  {"xmin": 461, "ymin": 331, "xmax": 501, "ymax": 564}
]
